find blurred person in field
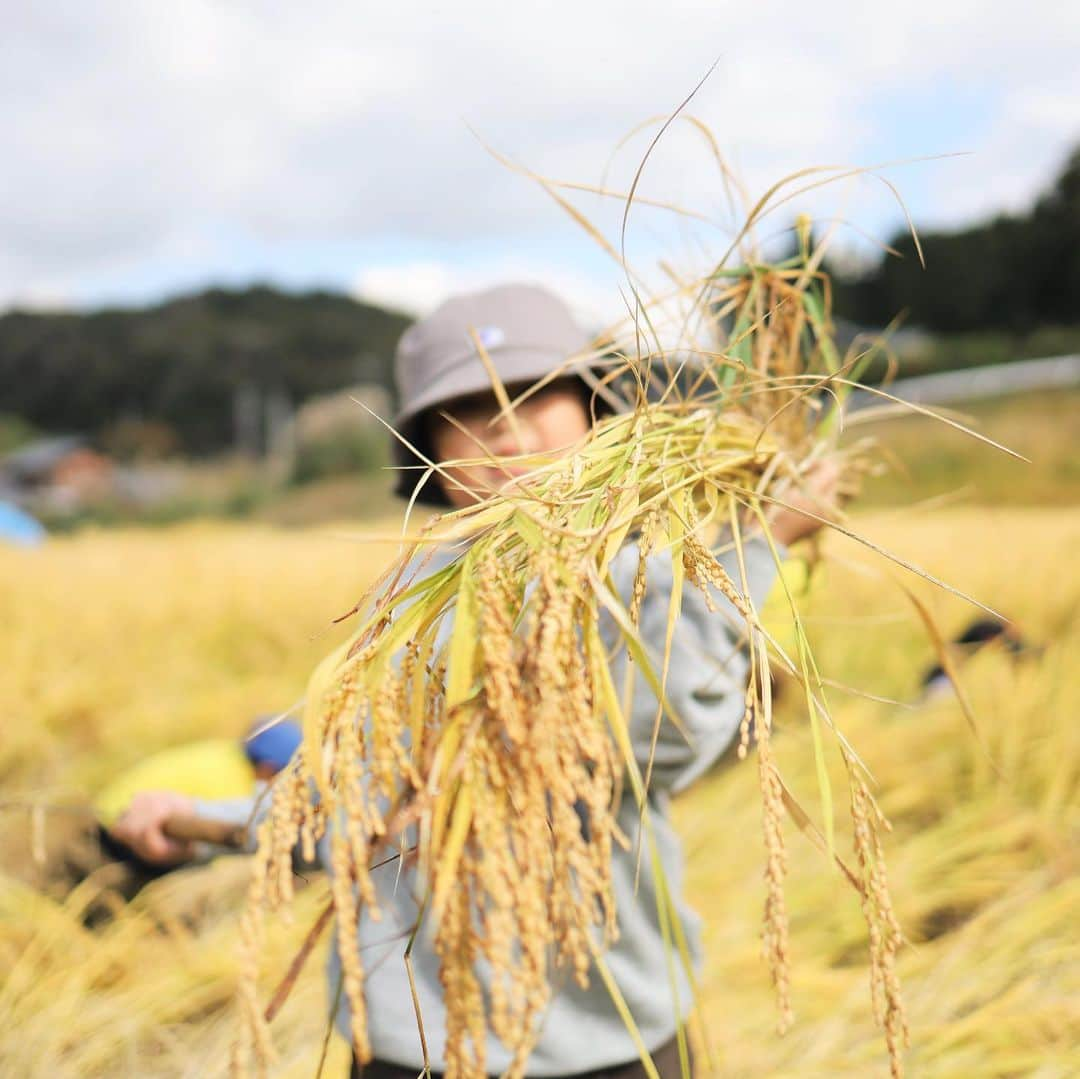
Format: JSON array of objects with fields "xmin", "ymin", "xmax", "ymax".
[
  {"xmin": 15, "ymin": 718, "xmax": 301, "ymax": 919},
  {"xmin": 114, "ymin": 284, "xmax": 840, "ymax": 1078},
  {"xmin": 919, "ymin": 617, "xmax": 1037, "ymax": 701}
]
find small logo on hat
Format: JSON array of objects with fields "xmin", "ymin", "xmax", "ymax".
[{"xmin": 477, "ymin": 325, "xmax": 506, "ymax": 349}]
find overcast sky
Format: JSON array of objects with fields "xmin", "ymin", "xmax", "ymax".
[{"xmin": 4, "ymin": 1, "xmax": 1078, "ymax": 320}]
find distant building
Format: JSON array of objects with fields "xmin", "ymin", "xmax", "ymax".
[
  {"xmin": 1, "ymin": 436, "xmax": 116, "ymax": 512},
  {"xmin": 2, "ymin": 436, "xmax": 86, "ymax": 486}
]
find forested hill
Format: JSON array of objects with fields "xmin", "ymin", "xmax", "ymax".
[
  {"xmin": 0, "ymin": 286, "xmax": 411, "ymax": 453},
  {"xmin": 835, "ymin": 144, "xmax": 1080, "ymax": 334}
]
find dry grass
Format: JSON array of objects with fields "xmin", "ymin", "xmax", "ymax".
[
  {"xmin": 855, "ymin": 388, "xmax": 1080, "ymax": 508},
  {"xmin": 684, "ymin": 506, "xmax": 1080, "ymax": 1078},
  {"xmin": 0, "ymin": 522, "xmax": 392, "ymax": 1078},
  {"xmin": 0, "ymin": 522, "xmax": 401, "ymax": 865},
  {"xmin": 1, "ymin": 505, "xmax": 1076, "ymax": 1077}
]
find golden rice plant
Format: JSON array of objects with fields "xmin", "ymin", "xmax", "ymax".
[
  {"xmin": 234, "ymin": 131, "xmax": 1007, "ymax": 1078},
  {"xmin": 235, "ymin": 291, "xmax": 911, "ymax": 1075}
]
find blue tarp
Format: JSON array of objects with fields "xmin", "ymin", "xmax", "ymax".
[{"xmin": 0, "ymin": 501, "xmax": 46, "ymax": 547}]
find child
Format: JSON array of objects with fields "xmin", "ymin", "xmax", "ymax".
[{"xmin": 118, "ymin": 284, "xmax": 836, "ymax": 1077}]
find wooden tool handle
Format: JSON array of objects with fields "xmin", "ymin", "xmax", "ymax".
[{"xmin": 161, "ymin": 814, "xmax": 249, "ymax": 850}]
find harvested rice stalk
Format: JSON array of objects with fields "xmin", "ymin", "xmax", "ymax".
[
  {"xmin": 235, "ymin": 158, "xmax": 929, "ymax": 1076},
  {"xmin": 236, "ymin": 403, "xmax": 905, "ymax": 1078}
]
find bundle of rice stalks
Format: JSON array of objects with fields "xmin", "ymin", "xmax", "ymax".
[
  {"xmin": 236, "ymin": 316, "xmax": 910, "ymax": 1073},
  {"xmin": 235, "ymin": 137, "xmax": 1002, "ymax": 1077}
]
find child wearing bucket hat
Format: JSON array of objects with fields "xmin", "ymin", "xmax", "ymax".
[
  {"xmin": 120, "ymin": 283, "xmax": 837, "ymax": 1078},
  {"xmin": 390, "ymin": 282, "xmax": 607, "ymax": 508}
]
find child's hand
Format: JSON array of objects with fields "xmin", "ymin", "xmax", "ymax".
[
  {"xmin": 769, "ymin": 457, "xmax": 843, "ymax": 547},
  {"xmin": 109, "ymin": 791, "xmax": 198, "ymax": 865}
]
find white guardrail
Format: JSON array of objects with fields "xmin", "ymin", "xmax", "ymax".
[{"xmin": 849, "ymin": 354, "xmax": 1080, "ymax": 411}]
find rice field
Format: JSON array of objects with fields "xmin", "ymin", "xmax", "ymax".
[{"xmin": 1, "ymin": 497, "xmax": 1077, "ymax": 1076}]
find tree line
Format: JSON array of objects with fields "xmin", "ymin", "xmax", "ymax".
[
  {"xmin": 0, "ymin": 286, "xmax": 410, "ymax": 454},
  {"xmin": 835, "ymin": 143, "xmax": 1080, "ymax": 334}
]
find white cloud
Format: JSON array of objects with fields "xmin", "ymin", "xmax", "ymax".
[
  {"xmin": 354, "ymin": 263, "xmax": 458, "ymax": 318},
  {"xmin": 3, "ymin": 1, "xmax": 1078, "ymax": 307},
  {"xmin": 353, "ymin": 257, "xmax": 626, "ymax": 328}
]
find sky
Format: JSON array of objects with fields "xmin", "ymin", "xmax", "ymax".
[{"xmin": 4, "ymin": 1, "xmax": 1079, "ymax": 322}]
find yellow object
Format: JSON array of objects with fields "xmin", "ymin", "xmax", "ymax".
[
  {"xmin": 774, "ymin": 556, "xmax": 812, "ymax": 598},
  {"xmin": 92, "ymin": 739, "xmax": 256, "ymax": 828}
]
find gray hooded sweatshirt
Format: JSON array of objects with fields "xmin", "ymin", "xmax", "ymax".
[{"xmin": 201, "ymin": 534, "xmax": 778, "ymax": 1074}]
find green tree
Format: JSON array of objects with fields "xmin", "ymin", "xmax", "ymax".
[
  {"xmin": 834, "ymin": 143, "xmax": 1080, "ymax": 334},
  {"xmin": 0, "ymin": 287, "xmax": 411, "ymax": 453}
]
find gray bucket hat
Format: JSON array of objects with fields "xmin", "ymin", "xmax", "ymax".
[{"xmin": 391, "ymin": 283, "xmax": 595, "ymax": 503}]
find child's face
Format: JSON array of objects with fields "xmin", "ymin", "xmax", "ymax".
[{"xmin": 429, "ymin": 378, "xmax": 591, "ymax": 508}]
